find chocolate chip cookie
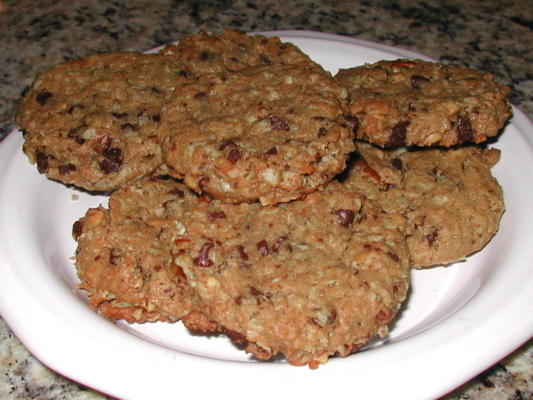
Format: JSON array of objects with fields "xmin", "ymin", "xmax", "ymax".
[
  {"xmin": 341, "ymin": 142, "xmax": 505, "ymax": 268},
  {"xmin": 160, "ymin": 29, "xmax": 321, "ymax": 76},
  {"xmin": 170, "ymin": 181, "xmax": 410, "ymax": 368},
  {"xmin": 159, "ymin": 63, "xmax": 354, "ymax": 205},
  {"xmin": 17, "ymin": 52, "xmax": 194, "ymax": 191},
  {"xmin": 335, "ymin": 59, "xmax": 511, "ymax": 147},
  {"xmin": 73, "ymin": 176, "xmax": 217, "ymax": 332}
]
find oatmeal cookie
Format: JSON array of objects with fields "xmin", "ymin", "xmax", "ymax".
[
  {"xmin": 17, "ymin": 52, "xmax": 194, "ymax": 191},
  {"xmin": 335, "ymin": 59, "xmax": 511, "ymax": 147},
  {"xmin": 170, "ymin": 181, "xmax": 410, "ymax": 368},
  {"xmin": 341, "ymin": 142, "xmax": 505, "ymax": 268},
  {"xmin": 159, "ymin": 64, "xmax": 354, "ymax": 205},
  {"xmin": 73, "ymin": 176, "xmax": 217, "ymax": 332},
  {"xmin": 160, "ymin": 29, "xmax": 321, "ymax": 76}
]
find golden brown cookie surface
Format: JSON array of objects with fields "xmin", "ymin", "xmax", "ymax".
[
  {"xmin": 73, "ymin": 177, "xmax": 216, "ymax": 332},
  {"xmin": 160, "ymin": 29, "xmax": 321, "ymax": 76},
  {"xmin": 17, "ymin": 52, "xmax": 193, "ymax": 191},
  {"xmin": 335, "ymin": 59, "xmax": 511, "ymax": 147},
  {"xmin": 341, "ymin": 142, "xmax": 505, "ymax": 268},
  {"xmin": 159, "ymin": 63, "xmax": 354, "ymax": 205},
  {"xmin": 170, "ymin": 181, "xmax": 410, "ymax": 368}
]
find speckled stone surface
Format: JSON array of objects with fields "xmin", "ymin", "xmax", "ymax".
[{"xmin": 0, "ymin": 0, "xmax": 531, "ymax": 399}]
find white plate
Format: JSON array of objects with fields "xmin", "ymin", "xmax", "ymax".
[{"xmin": 1, "ymin": 31, "xmax": 532, "ymax": 400}]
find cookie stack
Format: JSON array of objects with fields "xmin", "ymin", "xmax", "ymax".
[{"xmin": 16, "ymin": 30, "xmax": 510, "ymax": 368}]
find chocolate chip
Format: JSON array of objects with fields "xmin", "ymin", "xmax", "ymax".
[
  {"xmin": 235, "ymin": 245, "xmax": 250, "ymax": 268},
  {"xmin": 208, "ymin": 210, "xmax": 226, "ymax": 220},
  {"xmin": 59, "ymin": 163, "xmax": 76, "ymax": 174},
  {"xmin": 388, "ymin": 121, "xmax": 410, "ymax": 147},
  {"xmin": 411, "ymin": 74, "xmax": 431, "ymax": 89},
  {"xmin": 456, "ymin": 116, "xmax": 473, "ymax": 142},
  {"xmin": 387, "ymin": 252, "xmax": 400, "ymax": 262},
  {"xmin": 35, "ymin": 151, "xmax": 52, "ymax": 173},
  {"xmin": 67, "ymin": 125, "xmax": 87, "ymax": 144},
  {"xmin": 104, "ymin": 147, "xmax": 122, "ymax": 162},
  {"xmin": 199, "ymin": 51, "xmax": 214, "ymax": 61},
  {"xmin": 99, "ymin": 159, "xmax": 119, "ymax": 174},
  {"xmin": 36, "ymin": 91, "xmax": 53, "ymax": 106},
  {"xmin": 72, "ymin": 220, "xmax": 83, "ymax": 240},
  {"xmin": 151, "ymin": 114, "xmax": 161, "ymax": 122},
  {"xmin": 228, "ymin": 148, "xmax": 242, "ymax": 164},
  {"xmin": 249, "ymin": 286, "xmax": 264, "ymax": 298},
  {"xmin": 194, "ymin": 92, "xmax": 207, "ymax": 100},
  {"xmin": 391, "ymin": 158, "xmax": 403, "ymax": 171},
  {"xmin": 269, "ymin": 115, "xmax": 290, "ymax": 131},
  {"xmin": 318, "ymin": 127, "xmax": 327, "ymax": 137},
  {"xmin": 264, "ymin": 147, "xmax": 278, "ymax": 159},
  {"xmin": 256, "ymin": 239, "xmax": 270, "ymax": 256},
  {"xmin": 335, "ymin": 209, "xmax": 355, "ymax": 227},
  {"xmin": 193, "ymin": 242, "xmax": 215, "ymax": 267},
  {"xmin": 426, "ymin": 231, "xmax": 438, "ymax": 246},
  {"xmin": 236, "ymin": 245, "xmax": 248, "ymax": 261},
  {"xmin": 99, "ymin": 147, "xmax": 122, "ymax": 174}
]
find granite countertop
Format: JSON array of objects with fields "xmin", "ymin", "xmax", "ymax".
[{"xmin": 0, "ymin": 0, "xmax": 531, "ymax": 399}]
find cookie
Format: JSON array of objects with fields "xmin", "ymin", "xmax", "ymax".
[
  {"xmin": 159, "ymin": 63, "xmax": 354, "ymax": 205},
  {"xmin": 160, "ymin": 29, "xmax": 321, "ymax": 76},
  {"xmin": 17, "ymin": 52, "xmax": 194, "ymax": 191},
  {"xmin": 170, "ymin": 181, "xmax": 410, "ymax": 368},
  {"xmin": 335, "ymin": 59, "xmax": 512, "ymax": 147},
  {"xmin": 73, "ymin": 176, "xmax": 217, "ymax": 332},
  {"xmin": 341, "ymin": 142, "xmax": 505, "ymax": 268}
]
